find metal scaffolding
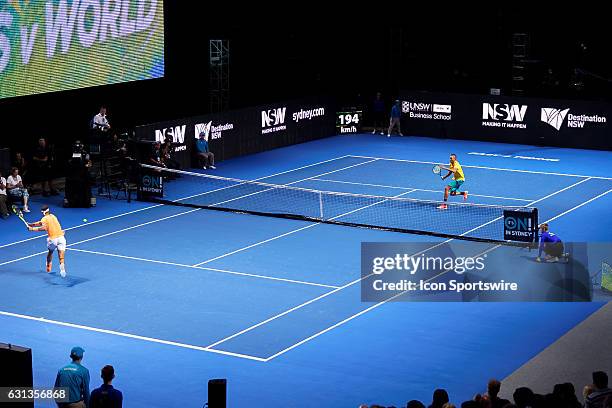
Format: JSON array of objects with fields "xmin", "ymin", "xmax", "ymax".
[{"xmin": 209, "ymin": 39, "xmax": 230, "ymax": 112}]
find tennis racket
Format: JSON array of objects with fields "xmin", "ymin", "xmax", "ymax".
[
  {"xmin": 432, "ymin": 165, "xmax": 444, "ymax": 179},
  {"xmin": 11, "ymin": 205, "xmax": 29, "ymax": 228}
]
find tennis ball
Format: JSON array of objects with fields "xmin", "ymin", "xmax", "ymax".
[{"xmin": 83, "ymin": 218, "xmax": 88, "ymax": 223}]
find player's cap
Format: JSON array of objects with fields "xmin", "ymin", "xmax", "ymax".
[
  {"xmin": 40, "ymin": 205, "xmax": 50, "ymax": 213},
  {"xmin": 70, "ymin": 346, "xmax": 85, "ymax": 359}
]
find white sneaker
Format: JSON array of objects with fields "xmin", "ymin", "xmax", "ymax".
[
  {"xmin": 209, "ymin": 165, "xmax": 216, "ymax": 169},
  {"xmin": 59, "ymin": 264, "xmax": 66, "ymax": 278},
  {"xmin": 399, "ymin": 133, "xmax": 404, "ymax": 136},
  {"xmin": 546, "ymin": 257, "xmax": 559, "ymax": 263},
  {"xmin": 371, "ymin": 130, "xmax": 376, "ymax": 134},
  {"xmin": 23, "ymin": 208, "xmax": 30, "ymax": 213},
  {"xmin": 387, "ymin": 134, "xmax": 391, "ymax": 138},
  {"xmin": 379, "ymin": 132, "xmax": 384, "ymax": 135}
]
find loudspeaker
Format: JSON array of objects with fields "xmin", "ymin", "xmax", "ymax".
[
  {"xmin": 0, "ymin": 343, "xmax": 34, "ymax": 408},
  {"xmin": 207, "ymin": 378, "xmax": 227, "ymax": 408},
  {"xmin": 0, "ymin": 343, "xmax": 33, "ymax": 387}
]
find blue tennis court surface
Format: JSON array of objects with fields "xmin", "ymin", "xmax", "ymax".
[{"xmin": 1, "ymin": 134, "xmax": 611, "ymax": 407}]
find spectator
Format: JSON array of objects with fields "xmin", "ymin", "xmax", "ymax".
[
  {"xmin": 586, "ymin": 371, "xmax": 612, "ymax": 408},
  {"xmin": 372, "ymin": 92, "xmax": 386, "ymax": 135},
  {"xmin": 93, "ymin": 106, "xmax": 111, "ymax": 132},
  {"xmin": 55, "ymin": 346, "xmax": 90, "ymax": 408},
  {"xmin": 387, "ymin": 99, "xmax": 403, "ymax": 137},
  {"xmin": 442, "ymin": 404, "xmax": 456, "ymax": 408},
  {"xmin": 487, "ymin": 379, "xmax": 510, "ymax": 408},
  {"xmin": 512, "ymin": 387, "xmax": 534, "ymax": 408},
  {"xmin": 460, "ymin": 402, "xmax": 479, "ymax": 408},
  {"xmin": 6, "ymin": 167, "xmax": 30, "ymax": 212},
  {"xmin": 31, "ymin": 137, "xmax": 58, "ymax": 196},
  {"xmin": 548, "ymin": 382, "xmax": 581, "ymax": 408},
  {"xmin": 149, "ymin": 141, "xmax": 165, "ymax": 167},
  {"xmin": 0, "ymin": 170, "xmax": 9, "ymax": 219},
  {"xmin": 13, "ymin": 152, "xmax": 28, "ymax": 182},
  {"xmin": 90, "ymin": 365, "xmax": 123, "ymax": 408},
  {"xmin": 429, "ymin": 389, "xmax": 450, "ymax": 408},
  {"xmin": 162, "ymin": 138, "xmax": 181, "ymax": 171},
  {"xmin": 585, "ymin": 384, "xmax": 596, "ymax": 400},
  {"xmin": 196, "ymin": 132, "xmax": 216, "ymax": 169},
  {"xmin": 407, "ymin": 401, "xmax": 426, "ymax": 408}
]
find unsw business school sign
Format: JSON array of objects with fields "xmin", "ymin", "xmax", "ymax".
[{"xmin": 399, "ymin": 92, "xmax": 611, "ymax": 149}]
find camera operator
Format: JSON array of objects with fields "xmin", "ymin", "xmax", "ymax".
[{"xmin": 64, "ymin": 141, "xmax": 93, "ymax": 208}]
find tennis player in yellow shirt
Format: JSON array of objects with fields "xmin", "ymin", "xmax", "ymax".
[
  {"xmin": 437, "ymin": 153, "xmax": 468, "ymax": 210},
  {"xmin": 28, "ymin": 205, "xmax": 67, "ymax": 277}
]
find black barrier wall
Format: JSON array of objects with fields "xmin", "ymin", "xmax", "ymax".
[
  {"xmin": 134, "ymin": 98, "xmax": 335, "ymax": 168},
  {"xmin": 399, "ymin": 91, "xmax": 612, "ymax": 150}
]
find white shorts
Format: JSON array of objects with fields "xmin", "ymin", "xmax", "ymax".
[{"xmin": 47, "ymin": 236, "xmax": 66, "ymax": 252}]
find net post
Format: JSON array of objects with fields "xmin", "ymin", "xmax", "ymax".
[
  {"xmin": 531, "ymin": 207, "xmax": 539, "ymax": 249},
  {"xmin": 318, "ymin": 191, "xmax": 324, "ymax": 219}
]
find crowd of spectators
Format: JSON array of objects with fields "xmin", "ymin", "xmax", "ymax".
[{"xmin": 358, "ymin": 372, "xmax": 612, "ymax": 408}]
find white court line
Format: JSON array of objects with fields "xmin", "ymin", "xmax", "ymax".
[
  {"xmin": 211, "ymin": 177, "xmax": 594, "ymax": 359},
  {"xmin": 68, "ymin": 248, "xmax": 339, "ymax": 289},
  {"xmin": 456, "ymin": 177, "xmax": 592, "ymax": 239},
  {"xmin": 0, "ymin": 209, "xmax": 200, "ymax": 268},
  {"xmin": 348, "ymin": 154, "xmax": 612, "ymax": 180},
  {"xmin": 0, "ymin": 310, "xmax": 266, "ymax": 362},
  {"xmin": 312, "ymin": 178, "xmax": 533, "ymax": 202},
  {"xmin": 0, "ymin": 155, "xmax": 353, "ymax": 250},
  {"xmin": 543, "ymin": 188, "xmax": 612, "ymax": 224},
  {"xmin": 262, "ymin": 245, "xmax": 503, "ymax": 362},
  {"xmin": 204, "ymin": 159, "xmax": 378, "ymax": 208},
  {"xmin": 192, "ymin": 185, "xmax": 415, "ymax": 268},
  {"xmin": 204, "ymin": 189, "xmax": 418, "ymax": 349},
  {"xmin": 1, "ymin": 157, "xmax": 376, "ymax": 268}
]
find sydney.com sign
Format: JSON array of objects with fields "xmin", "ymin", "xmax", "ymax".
[{"xmin": 0, "ymin": 0, "xmax": 164, "ymax": 99}]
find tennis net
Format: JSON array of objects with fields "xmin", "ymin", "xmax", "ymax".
[{"xmin": 137, "ymin": 164, "xmax": 538, "ymax": 244}]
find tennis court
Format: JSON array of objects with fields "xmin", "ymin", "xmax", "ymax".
[{"xmin": 1, "ymin": 134, "xmax": 611, "ymax": 407}]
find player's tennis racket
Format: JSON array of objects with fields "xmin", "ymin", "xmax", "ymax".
[
  {"xmin": 11, "ymin": 205, "xmax": 29, "ymax": 228},
  {"xmin": 432, "ymin": 165, "xmax": 443, "ymax": 179}
]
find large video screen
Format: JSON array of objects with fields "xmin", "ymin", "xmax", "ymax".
[{"xmin": 0, "ymin": 0, "xmax": 164, "ymax": 99}]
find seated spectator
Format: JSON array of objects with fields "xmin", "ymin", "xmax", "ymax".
[
  {"xmin": 585, "ymin": 384, "xmax": 595, "ymax": 400},
  {"xmin": 162, "ymin": 138, "xmax": 180, "ymax": 171},
  {"xmin": 512, "ymin": 387, "xmax": 535, "ymax": 408},
  {"xmin": 429, "ymin": 389, "xmax": 450, "ymax": 408},
  {"xmin": 487, "ymin": 379, "xmax": 510, "ymax": 408},
  {"xmin": 407, "ymin": 401, "xmax": 426, "ymax": 408},
  {"xmin": 31, "ymin": 137, "xmax": 58, "ymax": 196},
  {"xmin": 196, "ymin": 132, "xmax": 216, "ymax": 169},
  {"xmin": 0, "ymin": 170, "xmax": 9, "ymax": 219},
  {"xmin": 13, "ymin": 152, "xmax": 28, "ymax": 182},
  {"xmin": 55, "ymin": 346, "xmax": 90, "ymax": 408},
  {"xmin": 548, "ymin": 382, "xmax": 581, "ymax": 408},
  {"xmin": 6, "ymin": 167, "xmax": 30, "ymax": 212},
  {"xmin": 90, "ymin": 365, "xmax": 123, "ymax": 408},
  {"xmin": 149, "ymin": 141, "xmax": 165, "ymax": 167},
  {"xmin": 586, "ymin": 371, "xmax": 612, "ymax": 408}
]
